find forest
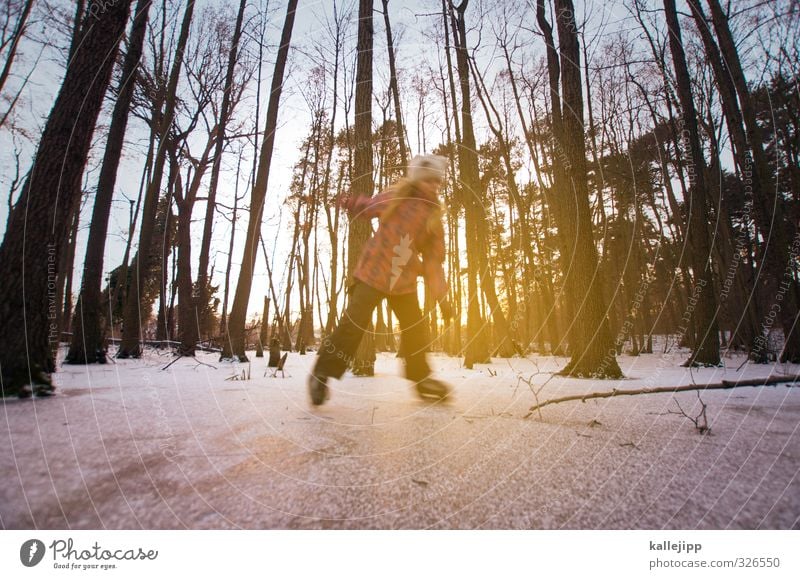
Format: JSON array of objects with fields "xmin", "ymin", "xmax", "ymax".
[{"xmin": 0, "ymin": 0, "xmax": 797, "ymax": 396}]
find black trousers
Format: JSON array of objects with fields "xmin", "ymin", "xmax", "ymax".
[{"xmin": 314, "ymin": 281, "xmax": 431, "ymax": 382}]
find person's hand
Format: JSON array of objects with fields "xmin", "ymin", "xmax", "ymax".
[{"xmin": 438, "ymin": 300, "xmax": 453, "ymax": 323}]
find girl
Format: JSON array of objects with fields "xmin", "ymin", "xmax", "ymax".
[{"xmin": 309, "ymin": 155, "xmax": 454, "ymax": 405}]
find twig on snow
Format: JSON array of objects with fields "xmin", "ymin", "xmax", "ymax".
[{"xmin": 525, "ymin": 374, "xmax": 800, "ymax": 415}]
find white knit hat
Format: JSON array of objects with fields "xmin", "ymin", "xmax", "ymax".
[{"xmin": 407, "ymin": 154, "xmax": 448, "ymax": 182}]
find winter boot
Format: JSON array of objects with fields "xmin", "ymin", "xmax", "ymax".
[
  {"xmin": 414, "ymin": 377, "xmax": 451, "ymax": 401},
  {"xmin": 308, "ymin": 371, "xmax": 329, "ymax": 406}
]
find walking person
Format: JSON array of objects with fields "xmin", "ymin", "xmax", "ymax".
[{"xmin": 308, "ymin": 154, "xmax": 454, "ymax": 405}]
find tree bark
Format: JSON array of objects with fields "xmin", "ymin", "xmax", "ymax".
[
  {"xmin": 552, "ymin": 0, "xmax": 622, "ymax": 377},
  {"xmin": 222, "ymin": 0, "xmax": 299, "ymax": 360},
  {"xmin": 174, "ymin": 134, "xmax": 215, "ymax": 356},
  {"xmin": 0, "ymin": 0, "xmax": 134, "ymax": 394},
  {"xmin": 67, "ymin": 0, "xmax": 152, "ymax": 364},
  {"xmin": 685, "ymin": 0, "xmax": 762, "ymax": 354},
  {"xmin": 346, "ymin": 0, "xmax": 376, "ymax": 375},
  {"xmin": 381, "ymin": 0, "xmax": 408, "ymax": 167},
  {"xmin": 450, "ymin": 0, "xmax": 491, "ymax": 367},
  {"xmin": 196, "ymin": 0, "xmax": 248, "ymax": 340},
  {"xmin": 664, "ymin": 0, "xmax": 720, "ymax": 366},
  {"xmin": 0, "ymin": 0, "xmax": 34, "ymax": 97},
  {"xmin": 704, "ymin": 0, "xmax": 800, "ymax": 362},
  {"xmin": 535, "ymin": 0, "xmax": 568, "ymax": 355},
  {"xmin": 56, "ymin": 203, "xmax": 81, "ymax": 344},
  {"xmin": 118, "ymin": 0, "xmax": 196, "ymax": 358}
]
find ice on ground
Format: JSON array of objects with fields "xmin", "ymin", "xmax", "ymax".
[{"xmin": 1, "ymin": 347, "xmax": 798, "ymax": 529}]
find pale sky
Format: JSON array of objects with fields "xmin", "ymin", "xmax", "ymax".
[{"xmin": 0, "ymin": 0, "xmax": 788, "ymax": 324}]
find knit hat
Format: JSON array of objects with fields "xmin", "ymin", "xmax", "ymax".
[{"xmin": 407, "ymin": 154, "xmax": 448, "ymax": 183}]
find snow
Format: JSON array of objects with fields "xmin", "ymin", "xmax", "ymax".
[{"xmin": 1, "ymin": 347, "xmax": 799, "ymax": 529}]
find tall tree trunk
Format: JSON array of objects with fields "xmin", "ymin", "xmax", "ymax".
[
  {"xmin": 67, "ymin": 0, "xmax": 152, "ymax": 364},
  {"xmin": 257, "ymin": 296, "xmax": 270, "ymax": 356},
  {"xmin": 220, "ymin": 151, "xmax": 244, "ymax": 335},
  {"xmin": 321, "ymin": 2, "xmax": 344, "ymax": 338},
  {"xmin": 196, "ymin": 0, "xmax": 247, "ymax": 339},
  {"xmin": 0, "ymin": 0, "xmax": 34, "ymax": 97},
  {"xmin": 470, "ymin": 54, "xmax": 533, "ymax": 352},
  {"xmin": 57, "ymin": 202, "xmax": 81, "ymax": 339},
  {"xmin": 347, "ymin": 0, "xmax": 376, "ymax": 375},
  {"xmin": 221, "ymin": 0, "xmax": 299, "ymax": 361},
  {"xmin": 440, "ymin": 0, "xmax": 463, "ymax": 356},
  {"xmin": 704, "ymin": 0, "xmax": 800, "ymax": 362},
  {"xmin": 450, "ymin": 0, "xmax": 491, "ymax": 367},
  {"xmin": 454, "ymin": 1, "xmax": 517, "ymax": 358},
  {"xmin": 66, "ymin": 0, "xmax": 87, "ymax": 63},
  {"xmin": 534, "ymin": 0, "xmax": 567, "ymax": 355},
  {"xmin": 174, "ymin": 135, "xmax": 215, "ymax": 356},
  {"xmin": 552, "ymin": 0, "xmax": 622, "ymax": 377},
  {"xmin": 118, "ymin": 0, "xmax": 196, "ymax": 358},
  {"xmin": 0, "ymin": 0, "xmax": 134, "ymax": 394},
  {"xmin": 685, "ymin": 0, "xmax": 761, "ymax": 354},
  {"xmin": 381, "ymin": 0, "xmax": 408, "ymax": 167},
  {"xmin": 663, "ymin": 0, "xmax": 720, "ymax": 366},
  {"xmin": 155, "ymin": 202, "xmax": 175, "ymax": 343}
]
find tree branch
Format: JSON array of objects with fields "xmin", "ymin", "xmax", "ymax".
[{"xmin": 524, "ymin": 374, "xmax": 800, "ymax": 416}]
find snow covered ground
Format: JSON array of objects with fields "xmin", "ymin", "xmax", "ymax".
[{"xmin": 2, "ymin": 347, "xmax": 799, "ymax": 529}]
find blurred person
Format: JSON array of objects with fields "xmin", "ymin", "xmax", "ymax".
[{"xmin": 308, "ymin": 154, "xmax": 454, "ymax": 405}]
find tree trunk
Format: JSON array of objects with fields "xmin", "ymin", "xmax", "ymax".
[
  {"xmin": 552, "ymin": 0, "xmax": 622, "ymax": 377},
  {"xmin": 256, "ymin": 297, "xmax": 270, "ymax": 356},
  {"xmin": 347, "ymin": 0, "xmax": 376, "ymax": 375},
  {"xmin": 684, "ymin": 0, "xmax": 761, "ymax": 354},
  {"xmin": 470, "ymin": 52, "xmax": 532, "ymax": 354},
  {"xmin": 450, "ymin": 0, "xmax": 491, "ymax": 367},
  {"xmin": 66, "ymin": 0, "xmax": 152, "ymax": 364},
  {"xmin": 663, "ymin": 0, "xmax": 720, "ymax": 366},
  {"xmin": 534, "ymin": 0, "xmax": 567, "ymax": 355},
  {"xmin": 219, "ymin": 152, "xmax": 243, "ymax": 335},
  {"xmin": 221, "ymin": 0, "xmax": 299, "ymax": 361},
  {"xmin": 0, "ymin": 0, "xmax": 34, "ymax": 98},
  {"xmin": 381, "ymin": 0, "xmax": 408, "ymax": 167},
  {"xmin": 57, "ymin": 203, "xmax": 81, "ymax": 341},
  {"xmin": 174, "ymin": 134, "xmax": 215, "ymax": 357},
  {"xmin": 704, "ymin": 0, "xmax": 800, "ymax": 362},
  {"xmin": 196, "ymin": 0, "xmax": 247, "ymax": 339},
  {"xmin": 0, "ymin": 0, "xmax": 134, "ymax": 394},
  {"xmin": 118, "ymin": 0, "xmax": 196, "ymax": 358},
  {"xmin": 66, "ymin": 0, "xmax": 87, "ymax": 63}
]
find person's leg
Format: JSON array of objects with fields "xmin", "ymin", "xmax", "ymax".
[
  {"xmin": 314, "ymin": 282, "xmax": 383, "ymax": 380},
  {"xmin": 388, "ymin": 292, "xmax": 432, "ymax": 382}
]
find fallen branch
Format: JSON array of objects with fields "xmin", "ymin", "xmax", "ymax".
[
  {"xmin": 161, "ymin": 355, "xmax": 183, "ymax": 371},
  {"xmin": 525, "ymin": 374, "xmax": 800, "ymax": 415},
  {"xmin": 108, "ymin": 338, "xmax": 222, "ymax": 353}
]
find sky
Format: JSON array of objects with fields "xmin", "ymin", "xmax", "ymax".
[
  {"xmin": 0, "ymin": 0, "xmax": 790, "ymax": 323},
  {"xmin": 0, "ymin": 0, "xmax": 449, "ymax": 320}
]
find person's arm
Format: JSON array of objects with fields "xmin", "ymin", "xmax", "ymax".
[
  {"xmin": 337, "ymin": 189, "xmax": 394, "ymax": 220},
  {"xmin": 421, "ymin": 217, "xmax": 452, "ymax": 320}
]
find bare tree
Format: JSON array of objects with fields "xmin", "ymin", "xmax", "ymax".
[
  {"xmin": 196, "ymin": 0, "xmax": 249, "ymax": 340},
  {"xmin": 549, "ymin": 0, "xmax": 622, "ymax": 377},
  {"xmin": 221, "ymin": 0, "xmax": 300, "ymax": 360},
  {"xmin": 0, "ymin": 0, "xmax": 34, "ymax": 98},
  {"xmin": 381, "ymin": 0, "xmax": 408, "ymax": 167},
  {"xmin": 0, "ymin": 0, "xmax": 135, "ymax": 395},
  {"xmin": 664, "ymin": 0, "xmax": 720, "ymax": 366},
  {"xmin": 118, "ymin": 0, "xmax": 197, "ymax": 358},
  {"xmin": 66, "ymin": 0, "xmax": 153, "ymax": 364},
  {"xmin": 449, "ymin": 0, "xmax": 492, "ymax": 367}
]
